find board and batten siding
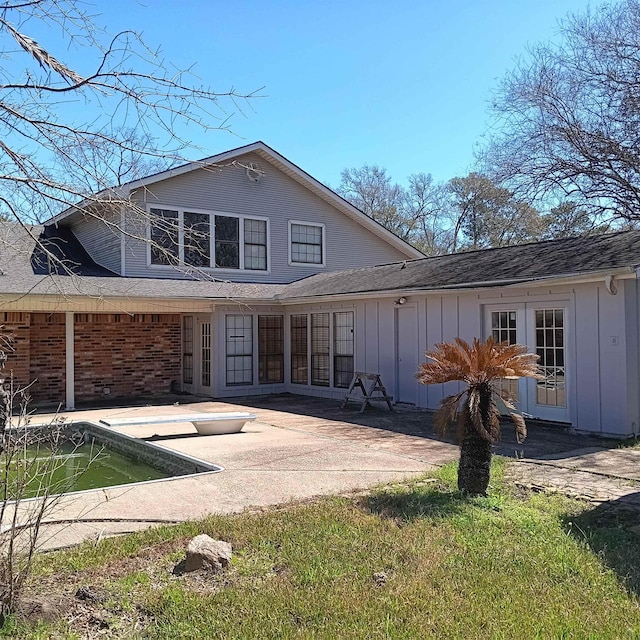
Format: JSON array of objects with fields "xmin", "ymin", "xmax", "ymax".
[
  {"xmin": 122, "ymin": 152, "xmax": 410, "ymax": 283},
  {"xmin": 70, "ymin": 207, "xmax": 122, "ymax": 274},
  {"xmin": 273, "ymin": 283, "xmax": 635, "ymax": 437}
]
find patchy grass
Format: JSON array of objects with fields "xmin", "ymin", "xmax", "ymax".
[{"xmin": 6, "ymin": 459, "xmax": 640, "ymax": 638}]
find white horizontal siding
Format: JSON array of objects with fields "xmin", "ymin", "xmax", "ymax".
[
  {"xmin": 70, "ymin": 207, "xmax": 121, "ymax": 274},
  {"xmin": 123, "ymin": 152, "xmax": 409, "ymax": 282}
]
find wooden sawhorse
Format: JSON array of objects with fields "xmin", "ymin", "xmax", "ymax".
[{"xmin": 342, "ymin": 372, "xmax": 394, "ymax": 413}]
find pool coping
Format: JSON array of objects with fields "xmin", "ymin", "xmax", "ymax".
[{"xmin": 3, "ymin": 419, "xmax": 225, "ymax": 503}]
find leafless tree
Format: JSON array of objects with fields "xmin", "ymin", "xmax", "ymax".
[
  {"xmin": 481, "ymin": 0, "xmax": 640, "ymax": 222},
  {"xmin": 337, "ymin": 165, "xmax": 407, "ymax": 237},
  {"xmin": 0, "ymin": 0, "xmax": 260, "ymax": 271}
]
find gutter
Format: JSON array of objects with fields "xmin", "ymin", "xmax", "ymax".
[{"xmin": 276, "ymin": 266, "xmax": 638, "ymax": 305}]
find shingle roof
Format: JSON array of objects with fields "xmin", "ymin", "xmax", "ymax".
[
  {"xmin": 1, "ymin": 223, "xmax": 639, "ymax": 303},
  {"xmin": 0, "ymin": 224, "xmax": 285, "ymax": 301},
  {"xmin": 282, "ymin": 231, "xmax": 640, "ymax": 299}
]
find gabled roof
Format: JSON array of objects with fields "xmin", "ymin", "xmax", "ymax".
[
  {"xmin": 51, "ymin": 141, "xmax": 423, "ymax": 260},
  {"xmin": 282, "ymin": 231, "xmax": 640, "ymax": 299}
]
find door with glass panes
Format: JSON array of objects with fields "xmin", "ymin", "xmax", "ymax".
[
  {"xmin": 485, "ymin": 304, "xmax": 569, "ymax": 423},
  {"xmin": 182, "ymin": 314, "xmax": 213, "ymax": 395}
]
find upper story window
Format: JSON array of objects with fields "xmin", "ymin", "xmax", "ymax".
[
  {"xmin": 289, "ymin": 221, "xmax": 325, "ymax": 266},
  {"xmin": 150, "ymin": 209, "xmax": 179, "ymax": 265},
  {"xmin": 149, "ymin": 208, "xmax": 268, "ymax": 271}
]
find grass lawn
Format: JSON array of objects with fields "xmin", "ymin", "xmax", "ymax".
[{"xmin": 5, "ymin": 460, "xmax": 640, "ymax": 639}]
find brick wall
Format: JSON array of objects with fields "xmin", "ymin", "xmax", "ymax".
[
  {"xmin": 1, "ymin": 312, "xmax": 182, "ymax": 408},
  {"xmin": 29, "ymin": 313, "xmax": 66, "ymax": 406},
  {"xmin": 0, "ymin": 311, "xmax": 31, "ymax": 393},
  {"xmin": 74, "ymin": 313, "xmax": 181, "ymax": 403}
]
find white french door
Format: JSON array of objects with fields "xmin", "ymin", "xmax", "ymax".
[
  {"xmin": 484, "ymin": 303, "xmax": 569, "ymax": 423},
  {"xmin": 182, "ymin": 314, "xmax": 213, "ymax": 395}
]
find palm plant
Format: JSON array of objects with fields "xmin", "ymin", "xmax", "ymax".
[{"xmin": 417, "ymin": 337, "xmax": 541, "ymax": 496}]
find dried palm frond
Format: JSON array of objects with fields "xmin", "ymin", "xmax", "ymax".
[
  {"xmin": 417, "ymin": 337, "xmax": 542, "ymax": 386},
  {"xmin": 418, "ymin": 337, "xmax": 541, "ymax": 444},
  {"xmin": 7, "ymin": 25, "xmax": 83, "ymax": 85}
]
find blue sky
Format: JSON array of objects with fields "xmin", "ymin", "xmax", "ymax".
[{"xmin": 80, "ymin": 0, "xmax": 590, "ymax": 188}]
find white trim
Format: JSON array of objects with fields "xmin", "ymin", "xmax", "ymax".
[
  {"xmin": 146, "ymin": 204, "xmax": 271, "ymax": 273},
  {"xmin": 65, "ymin": 312, "xmax": 75, "ymax": 410},
  {"xmin": 119, "ymin": 205, "xmax": 126, "ymax": 276},
  {"xmin": 288, "ymin": 220, "xmax": 326, "ymax": 268}
]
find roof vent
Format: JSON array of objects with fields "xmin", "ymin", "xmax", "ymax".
[{"xmin": 246, "ymin": 163, "xmax": 264, "ymax": 183}]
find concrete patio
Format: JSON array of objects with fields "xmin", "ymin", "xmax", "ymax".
[{"xmin": 19, "ymin": 394, "xmax": 640, "ymax": 550}]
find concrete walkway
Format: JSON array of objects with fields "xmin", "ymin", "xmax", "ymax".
[{"xmin": 19, "ymin": 394, "xmax": 640, "ymax": 550}]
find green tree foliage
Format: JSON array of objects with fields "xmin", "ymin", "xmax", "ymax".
[{"xmin": 447, "ymin": 173, "xmax": 544, "ymax": 251}]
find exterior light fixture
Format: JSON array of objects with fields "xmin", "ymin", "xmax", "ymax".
[{"xmin": 396, "ymin": 297, "xmax": 407, "ymax": 305}]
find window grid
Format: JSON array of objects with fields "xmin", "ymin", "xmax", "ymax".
[
  {"xmin": 150, "ymin": 208, "xmax": 179, "ymax": 265},
  {"xmin": 226, "ymin": 315, "xmax": 253, "ymax": 385},
  {"xmin": 258, "ymin": 316, "xmax": 284, "ymax": 384},
  {"xmin": 182, "ymin": 316, "xmax": 194, "ymax": 385},
  {"xmin": 333, "ymin": 312, "xmax": 354, "ymax": 388},
  {"xmin": 291, "ymin": 315, "xmax": 308, "ymax": 385},
  {"xmin": 535, "ymin": 309, "xmax": 566, "ymax": 407},
  {"xmin": 490, "ymin": 310, "xmax": 519, "ymax": 401},
  {"xmin": 291, "ymin": 223, "xmax": 323, "ymax": 264},
  {"xmin": 311, "ymin": 313, "xmax": 330, "ymax": 386},
  {"xmin": 244, "ymin": 219, "xmax": 268, "ymax": 270},
  {"xmin": 201, "ymin": 322, "xmax": 211, "ymax": 387}
]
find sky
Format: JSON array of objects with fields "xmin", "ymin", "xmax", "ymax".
[{"xmin": 51, "ymin": 0, "xmax": 592, "ymax": 189}]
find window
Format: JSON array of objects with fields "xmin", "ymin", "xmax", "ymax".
[
  {"xmin": 258, "ymin": 316, "xmax": 284, "ymax": 384},
  {"xmin": 311, "ymin": 313, "xmax": 330, "ymax": 386},
  {"xmin": 290, "ymin": 222, "xmax": 324, "ymax": 265},
  {"xmin": 184, "ymin": 212, "xmax": 210, "ymax": 267},
  {"xmin": 535, "ymin": 309, "xmax": 566, "ymax": 407},
  {"xmin": 226, "ymin": 315, "xmax": 253, "ymax": 385},
  {"xmin": 491, "ymin": 310, "xmax": 517, "ymax": 345},
  {"xmin": 333, "ymin": 312, "xmax": 354, "ymax": 388},
  {"xmin": 150, "ymin": 208, "xmax": 179, "ymax": 265},
  {"xmin": 148, "ymin": 208, "xmax": 267, "ymax": 271},
  {"xmin": 215, "ymin": 215, "xmax": 240, "ymax": 269},
  {"xmin": 490, "ymin": 310, "xmax": 519, "ymax": 401},
  {"xmin": 290, "ymin": 314, "xmax": 308, "ymax": 384},
  {"xmin": 290, "ymin": 311, "xmax": 355, "ymax": 388},
  {"xmin": 245, "ymin": 219, "xmax": 268, "ymax": 270},
  {"xmin": 201, "ymin": 321, "xmax": 211, "ymax": 387},
  {"xmin": 182, "ymin": 316, "xmax": 194, "ymax": 384}
]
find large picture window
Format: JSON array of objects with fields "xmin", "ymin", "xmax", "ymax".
[
  {"xmin": 184, "ymin": 212, "xmax": 210, "ymax": 267},
  {"xmin": 226, "ymin": 315, "xmax": 253, "ymax": 385},
  {"xmin": 215, "ymin": 215, "xmax": 240, "ymax": 269},
  {"xmin": 150, "ymin": 208, "xmax": 179, "ymax": 265},
  {"xmin": 291, "ymin": 311, "xmax": 353, "ymax": 388},
  {"xmin": 290, "ymin": 222, "xmax": 324, "ymax": 265},
  {"xmin": 149, "ymin": 208, "xmax": 267, "ymax": 270},
  {"xmin": 258, "ymin": 316, "xmax": 284, "ymax": 384}
]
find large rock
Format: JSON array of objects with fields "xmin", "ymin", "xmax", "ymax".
[{"xmin": 184, "ymin": 534, "xmax": 232, "ymax": 573}]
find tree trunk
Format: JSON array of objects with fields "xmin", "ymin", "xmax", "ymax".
[{"xmin": 457, "ymin": 383, "xmax": 493, "ymax": 496}]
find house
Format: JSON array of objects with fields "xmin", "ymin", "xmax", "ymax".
[{"xmin": 0, "ymin": 141, "xmax": 638, "ymax": 438}]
